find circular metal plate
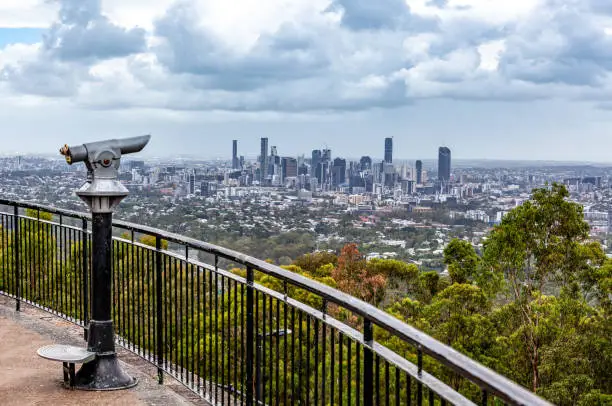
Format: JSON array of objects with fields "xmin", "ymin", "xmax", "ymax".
[{"xmin": 37, "ymin": 345, "xmax": 96, "ymax": 363}]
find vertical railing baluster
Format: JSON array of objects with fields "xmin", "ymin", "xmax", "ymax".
[
  {"xmin": 363, "ymin": 319, "xmax": 373, "ymax": 406},
  {"xmin": 395, "ymin": 367, "xmax": 400, "ymax": 406},
  {"xmin": 314, "ymin": 318, "xmax": 319, "ymax": 405},
  {"xmin": 13, "ymin": 205, "xmax": 20, "ymax": 311},
  {"xmin": 331, "ymin": 327, "xmax": 335, "ymax": 406},
  {"xmin": 291, "ymin": 306, "xmax": 296, "ymax": 406},
  {"xmin": 155, "ymin": 235, "xmax": 164, "ymax": 384},
  {"xmin": 245, "ymin": 266, "xmax": 254, "ymax": 406},
  {"xmin": 385, "ymin": 361, "xmax": 390, "ymax": 406},
  {"xmin": 197, "ymin": 263, "xmax": 202, "ymax": 397},
  {"xmin": 482, "ymin": 389, "xmax": 488, "ymax": 406},
  {"xmin": 375, "ymin": 355, "xmax": 380, "ymax": 406},
  {"xmin": 322, "ymin": 300, "xmax": 327, "ymax": 406},
  {"xmin": 417, "ymin": 347, "xmax": 423, "ymax": 406},
  {"xmin": 82, "ymin": 218, "xmax": 88, "ymax": 339}
]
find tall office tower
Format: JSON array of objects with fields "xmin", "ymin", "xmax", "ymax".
[
  {"xmin": 360, "ymin": 156, "xmax": 372, "ymax": 171},
  {"xmin": 232, "ymin": 140, "xmax": 238, "ymax": 169},
  {"xmin": 415, "ymin": 160, "xmax": 423, "ymax": 184},
  {"xmin": 188, "ymin": 172, "xmax": 196, "ymax": 195},
  {"xmin": 332, "ymin": 158, "xmax": 347, "ymax": 186},
  {"xmin": 312, "ymin": 149, "xmax": 322, "ymax": 184},
  {"xmin": 322, "ymin": 149, "xmax": 332, "ymax": 187},
  {"xmin": 281, "ymin": 157, "xmax": 298, "ymax": 181},
  {"xmin": 270, "ymin": 146, "xmax": 280, "ymax": 176},
  {"xmin": 384, "ymin": 137, "xmax": 393, "ymax": 163},
  {"xmin": 260, "ymin": 138, "xmax": 269, "ymax": 182},
  {"xmin": 438, "ymin": 147, "xmax": 451, "ymax": 182}
]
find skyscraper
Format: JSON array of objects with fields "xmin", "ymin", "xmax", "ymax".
[
  {"xmin": 311, "ymin": 150, "xmax": 322, "ymax": 184},
  {"xmin": 232, "ymin": 140, "xmax": 238, "ymax": 169},
  {"xmin": 332, "ymin": 158, "xmax": 347, "ymax": 186},
  {"xmin": 438, "ymin": 147, "xmax": 451, "ymax": 182},
  {"xmin": 260, "ymin": 138, "xmax": 269, "ymax": 182},
  {"xmin": 281, "ymin": 157, "xmax": 298, "ymax": 181},
  {"xmin": 360, "ymin": 156, "xmax": 372, "ymax": 171},
  {"xmin": 415, "ymin": 160, "xmax": 422, "ymax": 184},
  {"xmin": 384, "ymin": 137, "xmax": 393, "ymax": 163}
]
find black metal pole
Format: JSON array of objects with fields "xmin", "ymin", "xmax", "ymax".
[
  {"xmin": 155, "ymin": 235, "xmax": 164, "ymax": 385},
  {"xmin": 363, "ymin": 319, "xmax": 374, "ymax": 406},
  {"xmin": 246, "ymin": 266, "xmax": 254, "ymax": 406},
  {"xmin": 75, "ymin": 212, "xmax": 136, "ymax": 390},
  {"xmin": 13, "ymin": 205, "xmax": 20, "ymax": 311},
  {"xmin": 82, "ymin": 218, "xmax": 89, "ymax": 341},
  {"xmin": 256, "ymin": 334, "xmax": 262, "ymax": 402}
]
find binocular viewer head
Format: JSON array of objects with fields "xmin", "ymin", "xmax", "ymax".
[
  {"xmin": 60, "ymin": 135, "xmax": 151, "ymax": 168},
  {"xmin": 59, "ymin": 135, "xmax": 151, "ymax": 213}
]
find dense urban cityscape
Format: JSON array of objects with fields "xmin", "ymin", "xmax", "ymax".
[{"xmin": 2, "ymin": 138, "xmax": 612, "ymax": 270}]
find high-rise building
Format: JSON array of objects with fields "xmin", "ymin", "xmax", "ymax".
[
  {"xmin": 384, "ymin": 138, "xmax": 393, "ymax": 163},
  {"xmin": 332, "ymin": 158, "xmax": 347, "ymax": 186},
  {"xmin": 281, "ymin": 157, "xmax": 298, "ymax": 181},
  {"xmin": 188, "ymin": 172, "xmax": 196, "ymax": 195},
  {"xmin": 311, "ymin": 150, "xmax": 322, "ymax": 183},
  {"xmin": 415, "ymin": 160, "xmax": 423, "ymax": 184},
  {"xmin": 260, "ymin": 138, "xmax": 269, "ymax": 182},
  {"xmin": 360, "ymin": 156, "xmax": 372, "ymax": 171},
  {"xmin": 232, "ymin": 140, "xmax": 238, "ymax": 169},
  {"xmin": 438, "ymin": 147, "xmax": 451, "ymax": 182}
]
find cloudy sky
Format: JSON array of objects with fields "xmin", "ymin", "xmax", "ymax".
[{"xmin": 1, "ymin": 0, "xmax": 612, "ymax": 162}]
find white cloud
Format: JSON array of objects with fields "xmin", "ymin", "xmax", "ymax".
[
  {"xmin": 0, "ymin": 0, "xmax": 57, "ymax": 28},
  {"xmin": 478, "ymin": 39, "xmax": 504, "ymax": 71},
  {"xmin": 2, "ymin": 0, "xmax": 612, "ymax": 114}
]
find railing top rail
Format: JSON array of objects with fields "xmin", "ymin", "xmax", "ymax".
[{"xmin": 0, "ymin": 199, "xmax": 551, "ymax": 406}]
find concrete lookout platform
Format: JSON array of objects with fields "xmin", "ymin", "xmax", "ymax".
[{"xmin": 0, "ymin": 296, "xmax": 208, "ymax": 406}]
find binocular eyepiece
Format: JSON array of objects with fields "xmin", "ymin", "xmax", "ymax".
[{"xmin": 60, "ymin": 135, "xmax": 151, "ymax": 166}]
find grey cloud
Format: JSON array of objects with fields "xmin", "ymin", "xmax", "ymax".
[
  {"xmin": 1, "ymin": 0, "xmax": 146, "ymax": 97},
  {"xmin": 44, "ymin": 0, "xmax": 146, "ymax": 62},
  {"xmin": 327, "ymin": 0, "xmax": 437, "ymax": 32},
  {"xmin": 7, "ymin": 0, "xmax": 612, "ymax": 112},
  {"xmin": 589, "ymin": 0, "xmax": 612, "ymax": 14},
  {"xmin": 57, "ymin": 0, "xmax": 101, "ymax": 25},
  {"xmin": 430, "ymin": 19, "xmax": 507, "ymax": 55},
  {"xmin": 499, "ymin": 2, "xmax": 612, "ymax": 86},
  {"xmin": 153, "ymin": 3, "xmax": 331, "ymax": 91},
  {"xmin": 426, "ymin": 0, "xmax": 448, "ymax": 8},
  {"xmin": 2, "ymin": 60, "xmax": 84, "ymax": 97}
]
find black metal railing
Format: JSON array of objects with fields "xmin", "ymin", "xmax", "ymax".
[{"xmin": 0, "ymin": 199, "xmax": 551, "ymax": 406}]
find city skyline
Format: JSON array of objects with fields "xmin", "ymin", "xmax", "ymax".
[{"xmin": 1, "ymin": 1, "xmax": 612, "ymax": 161}]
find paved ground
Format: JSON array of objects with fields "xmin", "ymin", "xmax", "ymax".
[{"xmin": 0, "ymin": 296, "xmax": 208, "ymax": 406}]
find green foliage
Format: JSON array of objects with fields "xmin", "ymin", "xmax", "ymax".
[
  {"xmin": 367, "ymin": 258, "xmax": 419, "ymax": 280},
  {"xmin": 2, "ymin": 185, "xmax": 611, "ymax": 405},
  {"xmin": 25, "ymin": 208, "xmax": 53, "ymax": 221},
  {"xmin": 292, "ymin": 251, "xmax": 338, "ymax": 274},
  {"xmin": 443, "ymin": 238, "xmax": 479, "ymax": 284}
]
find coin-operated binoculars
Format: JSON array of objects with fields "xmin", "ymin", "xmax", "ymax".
[{"xmin": 60, "ymin": 135, "xmax": 150, "ymax": 390}]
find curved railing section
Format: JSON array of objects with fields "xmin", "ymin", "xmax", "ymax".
[{"xmin": 0, "ymin": 199, "xmax": 551, "ymax": 406}]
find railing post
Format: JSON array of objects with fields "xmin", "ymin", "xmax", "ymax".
[
  {"xmin": 246, "ymin": 266, "xmax": 254, "ymax": 406},
  {"xmin": 82, "ymin": 218, "xmax": 89, "ymax": 341},
  {"xmin": 363, "ymin": 318, "xmax": 374, "ymax": 406},
  {"xmin": 13, "ymin": 205, "xmax": 20, "ymax": 311},
  {"xmin": 156, "ymin": 235, "xmax": 164, "ymax": 385},
  {"xmin": 417, "ymin": 346, "xmax": 423, "ymax": 405}
]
